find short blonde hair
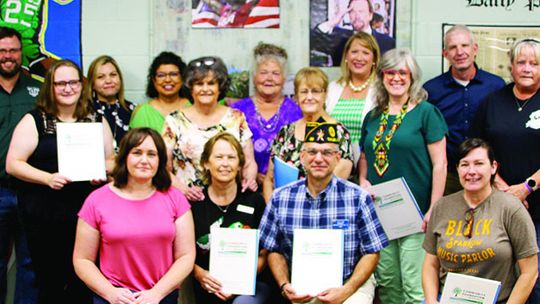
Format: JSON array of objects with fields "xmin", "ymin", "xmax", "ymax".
[{"xmin": 294, "ymin": 67, "xmax": 329, "ymax": 96}]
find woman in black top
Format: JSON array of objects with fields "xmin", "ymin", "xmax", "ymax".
[{"xmin": 191, "ymin": 132, "xmax": 270, "ymax": 304}]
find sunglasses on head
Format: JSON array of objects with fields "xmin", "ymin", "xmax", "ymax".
[{"xmin": 189, "ymin": 58, "xmax": 216, "ymax": 68}]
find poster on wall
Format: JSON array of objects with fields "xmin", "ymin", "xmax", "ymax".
[
  {"xmin": 0, "ymin": 0, "xmax": 82, "ymax": 80},
  {"xmin": 442, "ymin": 24, "xmax": 540, "ymax": 83},
  {"xmin": 192, "ymin": 0, "xmax": 280, "ymax": 28},
  {"xmin": 309, "ymin": 0, "xmax": 396, "ymax": 67}
]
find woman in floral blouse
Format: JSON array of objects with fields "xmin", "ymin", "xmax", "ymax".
[
  {"xmin": 162, "ymin": 56, "xmax": 258, "ymax": 202},
  {"xmin": 262, "ymin": 67, "xmax": 353, "ymax": 202}
]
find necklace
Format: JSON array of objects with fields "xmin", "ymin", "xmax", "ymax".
[
  {"xmin": 214, "ymin": 203, "xmax": 231, "ymax": 213},
  {"xmin": 348, "ymin": 77, "xmax": 371, "ymax": 93},
  {"xmin": 371, "ymin": 101, "xmax": 409, "ymax": 176},
  {"xmin": 253, "ymin": 97, "xmax": 283, "ymax": 133},
  {"xmin": 515, "ymin": 96, "xmax": 532, "ymax": 112}
]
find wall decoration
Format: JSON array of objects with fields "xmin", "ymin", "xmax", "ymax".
[
  {"xmin": 442, "ymin": 23, "xmax": 540, "ymax": 82},
  {"xmin": 0, "ymin": 0, "xmax": 81, "ymax": 79},
  {"xmin": 191, "ymin": 0, "xmax": 280, "ymax": 28},
  {"xmin": 309, "ymin": 0, "xmax": 396, "ymax": 67}
]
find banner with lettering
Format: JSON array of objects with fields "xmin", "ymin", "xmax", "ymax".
[{"xmin": 0, "ymin": 0, "xmax": 81, "ymax": 79}]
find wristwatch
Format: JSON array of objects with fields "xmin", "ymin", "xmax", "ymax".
[{"xmin": 526, "ymin": 177, "xmax": 538, "ymax": 192}]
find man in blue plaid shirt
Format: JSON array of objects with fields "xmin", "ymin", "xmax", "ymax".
[{"xmin": 259, "ymin": 122, "xmax": 388, "ymax": 303}]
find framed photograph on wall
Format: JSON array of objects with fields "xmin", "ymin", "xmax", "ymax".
[
  {"xmin": 192, "ymin": 0, "xmax": 280, "ymax": 28},
  {"xmin": 442, "ymin": 24, "xmax": 540, "ymax": 82},
  {"xmin": 310, "ymin": 0, "xmax": 396, "ymax": 67}
]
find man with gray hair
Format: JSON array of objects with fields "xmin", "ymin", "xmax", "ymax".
[{"xmin": 423, "ymin": 24, "xmax": 505, "ymax": 194}]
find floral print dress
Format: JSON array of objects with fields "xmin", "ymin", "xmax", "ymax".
[
  {"xmin": 270, "ymin": 122, "xmax": 353, "ymax": 178},
  {"xmin": 162, "ymin": 108, "xmax": 252, "ymax": 187}
]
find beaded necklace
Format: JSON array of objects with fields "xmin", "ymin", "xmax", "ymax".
[
  {"xmin": 372, "ymin": 101, "xmax": 409, "ymax": 176},
  {"xmin": 253, "ymin": 97, "xmax": 284, "ymax": 133}
]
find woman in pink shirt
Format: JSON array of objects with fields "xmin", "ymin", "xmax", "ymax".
[{"xmin": 73, "ymin": 128, "xmax": 195, "ymax": 304}]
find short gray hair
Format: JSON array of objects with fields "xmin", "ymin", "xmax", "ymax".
[
  {"xmin": 509, "ymin": 38, "xmax": 540, "ymax": 65},
  {"xmin": 444, "ymin": 25, "xmax": 475, "ymax": 50},
  {"xmin": 372, "ymin": 48, "xmax": 427, "ymax": 112},
  {"xmin": 253, "ymin": 42, "xmax": 288, "ymax": 73}
]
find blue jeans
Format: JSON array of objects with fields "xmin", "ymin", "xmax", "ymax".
[
  {"xmin": 93, "ymin": 289, "xmax": 178, "ymax": 304},
  {"xmin": 527, "ymin": 221, "xmax": 540, "ymax": 303},
  {"xmin": 0, "ymin": 186, "xmax": 37, "ymax": 304}
]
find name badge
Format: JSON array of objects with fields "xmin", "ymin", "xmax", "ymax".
[
  {"xmin": 237, "ymin": 204, "xmax": 254, "ymax": 214},
  {"xmin": 332, "ymin": 219, "xmax": 349, "ymax": 229}
]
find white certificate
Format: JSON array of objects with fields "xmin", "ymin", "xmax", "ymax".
[
  {"xmin": 56, "ymin": 122, "xmax": 106, "ymax": 182},
  {"xmin": 441, "ymin": 273, "xmax": 502, "ymax": 304},
  {"xmin": 369, "ymin": 177, "xmax": 424, "ymax": 240},
  {"xmin": 209, "ymin": 228, "xmax": 259, "ymax": 295},
  {"xmin": 291, "ymin": 229, "xmax": 343, "ymax": 296}
]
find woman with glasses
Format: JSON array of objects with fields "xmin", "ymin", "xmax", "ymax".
[
  {"xmin": 85, "ymin": 55, "xmax": 135, "ymax": 150},
  {"xmin": 230, "ymin": 42, "xmax": 302, "ymax": 186},
  {"xmin": 423, "ymin": 138, "xmax": 538, "ymax": 304},
  {"xmin": 191, "ymin": 132, "xmax": 270, "ymax": 304},
  {"xmin": 262, "ymin": 67, "xmax": 353, "ymax": 202},
  {"xmin": 470, "ymin": 37, "xmax": 540, "ymax": 302},
  {"xmin": 358, "ymin": 48, "xmax": 447, "ymax": 303},
  {"xmin": 74, "ymin": 128, "xmax": 195, "ymax": 304},
  {"xmin": 130, "ymin": 51, "xmax": 190, "ymax": 133},
  {"xmin": 163, "ymin": 56, "xmax": 257, "ymax": 202},
  {"xmin": 326, "ymin": 32, "xmax": 380, "ymax": 166},
  {"xmin": 6, "ymin": 60, "xmax": 114, "ymax": 303}
]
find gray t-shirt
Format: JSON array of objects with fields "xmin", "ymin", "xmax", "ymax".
[{"xmin": 424, "ymin": 189, "xmax": 538, "ymax": 302}]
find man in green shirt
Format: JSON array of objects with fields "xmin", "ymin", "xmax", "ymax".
[{"xmin": 0, "ymin": 25, "xmax": 40, "ymax": 303}]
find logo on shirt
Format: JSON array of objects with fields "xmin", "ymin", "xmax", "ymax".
[
  {"xmin": 27, "ymin": 86, "xmax": 40, "ymax": 97},
  {"xmin": 525, "ymin": 110, "xmax": 540, "ymax": 130}
]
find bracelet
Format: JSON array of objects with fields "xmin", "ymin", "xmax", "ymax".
[
  {"xmin": 525, "ymin": 182, "xmax": 534, "ymax": 194},
  {"xmin": 280, "ymin": 282, "xmax": 289, "ymax": 291}
]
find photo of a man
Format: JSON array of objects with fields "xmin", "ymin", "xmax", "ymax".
[{"xmin": 310, "ymin": 0, "xmax": 395, "ymax": 66}]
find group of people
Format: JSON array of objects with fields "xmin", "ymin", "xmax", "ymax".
[{"xmin": 1, "ymin": 19, "xmax": 540, "ymax": 304}]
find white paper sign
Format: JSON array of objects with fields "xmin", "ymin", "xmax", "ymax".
[
  {"xmin": 209, "ymin": 228, "xmax": 259, "ymax": 295},
  {"xmin": 369, "ymin": 178, "xmax": 424, "ymax": 240},
  {"xmin": 56, "ymin": 123, "xmax": 106, "ymax": 182},
  {"xmin": 441, "ymin": 273, "xmax": 502, "ymax": 304},
  {"xmin": 291, "ymin": 229, "xmax": 343, "ymax": 296}
]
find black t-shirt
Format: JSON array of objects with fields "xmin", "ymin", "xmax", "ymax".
[
  {"xmin": 470, "ymin": 83, "xmax": 540, "ymax": 220},
  {"xmin": 191, "ymin": 187, "xmax": 266, "ymax": 270}
]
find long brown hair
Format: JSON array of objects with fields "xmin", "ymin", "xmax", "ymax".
[{"xmin": 36, "ymin": 60, "xmax": 92, "ymax": 120}]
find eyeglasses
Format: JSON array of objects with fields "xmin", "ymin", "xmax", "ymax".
[
  {"xmin": 155, "ymin": 71, "xmax": 181, "ymax": 81},
  {"xmin": 302, "ymin": 148, "xmax": 339, "ymax": 158},
  {"xmin": 0, "ymin": 48, "xmax": 21, "ymax": 55},
  {"xmin": 53, "ymin": 79, "xmax": 81, "ymax": 90},
  {"xmin": 297, "ymin": 88, "xmax": 325, "ymax": 97},
  {"xmin": 189, "ymin": 58, "xmax": 216, "ymax": 68},
  {"xmin": 382, "ymin": 69, "xmax": 410, "ymax": 79},
  {"xmin": 464, "ymin": 208, "xmax": 475, "ymax": 238}
]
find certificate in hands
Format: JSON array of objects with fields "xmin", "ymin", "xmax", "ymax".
[
  {"xmin": 56, "ymin": 123, "xmax": 106, "ymax": 182},
  {"xmin": 369, "ymin": 177, "xmax": 423, "ymax": 240},
  {"xmin": 291, "ymin": 229, "xmax": 344, "ymax": 296},
  {"xmin": 209, "ymin": 227, "xmax": 259, "ymax": 295},
  {"xmin": 441, "ymin": 273, "xmax": 502, "ymax": 304}
]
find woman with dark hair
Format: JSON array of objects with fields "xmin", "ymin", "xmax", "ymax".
[
  {"xmin": 85, "ymin": 55, "xmax": 135, "ymax": 149},
  {"xmin": 130, "ymin": 51, "xmax": 190, "ymax": 132},
  {"xmin": 359, "ymin": 48, "xmax": 447, "ymax": 303},
  {"xmin": 191, "ymin": 132, "xmax": 270, "ymax": 304},
  {"xmin": 163, "ymin": 56, "xmax": 257, "ymax": 202},
  {"xmin": 423, "ymin": 138, "xmax": 538, "ymax": 304},
  {"xmin": 73, "ymin": 128, "xmax": 196, "ymax": 304},
  {"xmin": 6, "ymin": 59, "xmax": 114, "ymax": 303}
]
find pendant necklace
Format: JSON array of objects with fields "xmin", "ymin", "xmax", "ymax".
[
  {"xmin": 515, "ymin": 96, "xmax": 532, "ymax": 112},
  {"xmin": 348, "ymin": 76, "xmax": 371, "ymax": 93},
  {"xmin": 214, "ymin": 203, "xmax": 231, "ymax": 213}
]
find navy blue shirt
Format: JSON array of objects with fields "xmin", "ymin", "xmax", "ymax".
[{"xmin": 423, "ymin": 67, "xmax": 505, "ymax": 169}]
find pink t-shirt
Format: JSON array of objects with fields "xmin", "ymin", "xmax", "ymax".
[{"xmin": 78, "ymin": 184, "xmax": 190, "ymax": 291}]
